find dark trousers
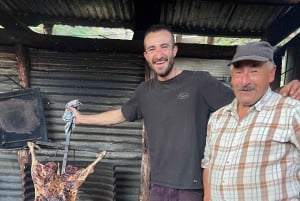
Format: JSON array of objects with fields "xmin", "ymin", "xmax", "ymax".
[{"xmin": 149, "ymin": 184, "xmax": 203, "ymax": 201}]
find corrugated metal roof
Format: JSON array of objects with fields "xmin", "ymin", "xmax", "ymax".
[
  {"xmin": 162, "ymin": 1, "xmax": 293, "ymax": 37},
  {"xmin": 0, "ymin": 0, "xmax": 299, "ymax": 40},
  {"xmin": 0, "ymin": 0, "xmax": 134, "ymax": 28}
]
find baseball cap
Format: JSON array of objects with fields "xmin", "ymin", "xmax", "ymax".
[{"xmin": 228, "ymin": 41, "xmax": 274, "ymax": 66}]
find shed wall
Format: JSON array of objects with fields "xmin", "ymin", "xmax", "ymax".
[{"xmin": 29, "ymin": 48, "xmax": 145, "ymax": 201}]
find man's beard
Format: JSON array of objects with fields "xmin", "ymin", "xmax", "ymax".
[{"xmin": 155, "ymin": 57, "xmax": 175, "ymax": 77}]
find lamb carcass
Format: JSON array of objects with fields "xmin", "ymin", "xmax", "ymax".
[{"xmin": 27, "ymin": 141, "xmax": 106, "ymax": 201}]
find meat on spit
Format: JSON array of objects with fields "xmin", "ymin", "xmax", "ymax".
[{"xmin": 27, "ymin": 141, "xmax": 106, "ymax": 201}]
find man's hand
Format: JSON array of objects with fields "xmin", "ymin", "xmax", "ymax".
[
  {"xmin": 278, "ymin": 80, "xmax": 300, "ymax": 100},
  {"xmin": 67, "ymin": 106, "xmax": 81, "ymax": 125}
]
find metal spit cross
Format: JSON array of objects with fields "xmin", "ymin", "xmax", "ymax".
[{"xmin": 61, "ymin": 99, "xmax": 82, "ymax": 174}]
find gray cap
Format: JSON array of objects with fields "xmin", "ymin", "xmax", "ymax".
[{"xmin": 228, "ymin": 41, "xmax": 274, "ymax": 66}]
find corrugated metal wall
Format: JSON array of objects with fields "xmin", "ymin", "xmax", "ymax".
[
  {"xmin": 0, "ymin": 46, "xmax": 145, "ymax": 201},
  {"xmin": 0, "ymin": 46, "xmax": 25, "ymax": 200},
  {"xmin": 176, "ymin": 57, "xmax": 231, "ymax": 87},
  {"xmin": 0, "ymin": 45, "xmax": 20, "ymax": 92},
  {"xmin": 0, "ymin": 149, "xmax": 23, "ymax": 200},
  {"xmin": 29, "ymin": 48, "xmax": 145, "ymax": 201},
  {"xmin": 0, "ymin": 44, "xmax": 232, "ymax": 201}
]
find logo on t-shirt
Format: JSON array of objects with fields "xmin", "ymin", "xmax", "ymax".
[{"xmin": 178, "ymin": 92, "xmax": 190, "ymax": 100}]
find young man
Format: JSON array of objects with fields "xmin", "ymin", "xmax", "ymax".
[
  {"xmin": 202, "ymin": 41, "xmax": 300, "ymax": 200},
  {"xmin": 69, "ymin": 25, "xmax": 300, "ymax": 201}
]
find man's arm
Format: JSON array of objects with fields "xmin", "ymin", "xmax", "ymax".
[
  {"xmin": 203, "ymin": 168, "xmax": 210, "ymax": 201},
  {"xmin": 67, "ymin": 107, "xmax": 126, "ymax": 126},
  {"xmin": 277, "ymin": 79, "xmax": 300, "ymax": 99}
]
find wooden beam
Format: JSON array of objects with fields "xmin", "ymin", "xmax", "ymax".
[
  {"xmin": 10, "ymin": 13, "xmax": 134, "ymax": 29},
  {"xmin": 15, "ymin": 44, "xmax": 30, "ymax": 89},
  {"xmin": 281, "ymin": 32, "xmax": 300, "ymax": 50},
  {"xmin": 0, "ymin": 28, "xmax": 235, "ymax": 59},
  {"xmin": 0, "ymin": 28, "xmax": 144, "ymax": 53},
  {"xmin": 171, "ymin": 25, "xmax": 263, "ymax": 38},
  {"xmin": 0, "ymin": 9, "xmax": 32, "ymax": 31},
  {"xmin": 177, "ymin": 43, "xmax": 236, "ymax": 59},
  {"xmin": 200, "ymin": 0, "xmax": 300, "ymax": 4}
]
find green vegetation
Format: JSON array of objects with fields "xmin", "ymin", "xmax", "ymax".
[
  {"xmin": 30, "ymin": 24, "xmax": 260, "ymax": 45},
  {"xmin": 30, "ymin": 24, "xmax": 133, "ymax": 40},
  {"xmin": 214, "ymin": 37, "xmax": 259, "ymax": 46}
]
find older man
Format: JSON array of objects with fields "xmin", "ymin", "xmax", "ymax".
[{"xmin": 202, "ymin": 41, "xmax": 300, "ymax": 201}]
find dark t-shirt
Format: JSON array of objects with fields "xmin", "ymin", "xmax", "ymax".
[{"xmin": 121, "ymin": 70, "xmax": 234, "ymax": 189}]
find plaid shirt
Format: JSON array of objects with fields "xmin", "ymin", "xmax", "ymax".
[{"xmin": 202, "ymin": 88, "xmax": 300, "ymax": 200}]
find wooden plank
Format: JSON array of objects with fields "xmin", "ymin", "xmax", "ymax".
[
  {"xmin": 0, "ymin": 29, "xmax": 236, "ymax": 59},
  {"xmin": 16, "ymin": 44, "xmax": 30, "ymax": 89}
]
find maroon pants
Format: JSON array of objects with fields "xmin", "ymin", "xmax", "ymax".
[{"xmin": 149, "ymin": 184, "xmax": 203, "ymax": 201}]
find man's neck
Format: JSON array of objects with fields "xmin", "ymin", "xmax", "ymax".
[
  {"xmin": 237, "ymin": 104, "xmax": 250, "ymax": 120},
  {"xmin": 157, "ymin": 68, "xmax": 182, "ymax": 81}
]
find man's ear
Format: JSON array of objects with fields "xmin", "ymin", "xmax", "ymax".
[
  {"xmin": 269, "ymin": 65, "xmax": 276, "ymax": 83},
  {"xmin": 143, "ymin": 51, "xmax": 148, "ymax": 60},
  {"xmin": 173, "ymin": 45, "xmax": 178, "ymax": 57}
]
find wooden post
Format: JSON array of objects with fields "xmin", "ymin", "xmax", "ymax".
[
  {"xmin": 17, "ymin": 150, "xmax": 29, "ymax": 201},
  {"xmin": 43, "ymin": 23, "xmax": 54, "ymax": 35},
  {"xmin": 176, "ymin": 34, "xmax": 182, "ymax": 43},
  {"xmin": 138, "ymin": 63, "xmax": 153, "ymax": 201},
  {"xmin": 139, "ymin": 127, "xmax": 150, "ymax": 201},
  {"xmin": 16, "ymin": 43, "xmax": 31, "ymax": 200},
  {"xmin": 15, "ymin": 43, "xmax": 30, "ymax": 88},
  {"xmin": 205, "ymin": 36, "xmax": 214, "ymax": 45}
]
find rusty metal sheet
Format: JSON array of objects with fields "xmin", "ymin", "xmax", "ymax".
[{"xmin": 0, "ymin": 88, "xmax": 47, "ymax": 148}]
